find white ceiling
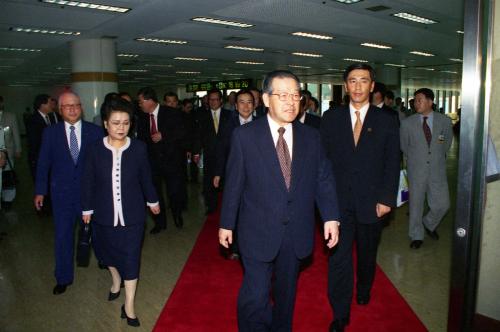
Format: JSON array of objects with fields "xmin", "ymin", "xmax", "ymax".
[{"xmin": 0, "ymin": 0, "xmax": 464, "ymax": 90}]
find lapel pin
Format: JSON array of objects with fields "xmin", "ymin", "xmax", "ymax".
[{"xmin": 367, "ymin": 128, "xmax": 372, "ymax": 132}]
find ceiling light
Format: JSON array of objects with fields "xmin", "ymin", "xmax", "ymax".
[
  {"xmin": 145, "ymin": 64, "xmax": 173, "ymax": 68},
  {"xmin": 392, "ymin": 12, "xmax": 437, "ymax": 24},
  {"xmin": 361, "ymin": 42, "xmax": 392, "ymax": 49},
  {"xmin": 174, "ymin": 57, "xmax": 207, "ymax": 61},
  {"xmin": 292, "ymin": 52, "xmax": 323, "ymax": 58},
  {"xmin": 334, "ymin": 0, "xmax": 364, "ymax": 4},
  {"xmin": 176, "ymin": 71, "xmax": 200, "ymax": 74},
  {"xmin": 288, "ymin": 65, "xmax": 311, "ymax": 69},
  {"xmin": 385, "ymin": 63, "xmax": 406, "ymax": 67},
  {"xmin": 222, "ymin": 73, "xmax": 243, "ymax": 76},
  {"xmin": 449, "ymin": 58, "xmax": 463, "ymax": 62},
  {"xmin": 440, "ymin": 70, "xmax": 459, "ymax": 74},
  {"xmin": 291, "ymin": 31, "xmax": 334, "ymax": 40},
  {"xmin": 0, "ymin": 47, "xmax": 41, "ymax": 52},
  {"xmin": 118, "ymin": 54, "xmax": 139, "ymax": 58},
  {"xmin": 10, "ymin": 26, "xmax": 80, "ymax": 36},
  {"xmin": 343, "ymin": 58, "xmax": 369, "ymax": 63},
  {"xmin": 135, "ymin": 37, "xmax": 187, "ymax": 45},
  {"xmin": 236, "ymin": 61, "xmax": 264, "ymax": 65},
  {"xmin": 40, "ymin": 0, "xmax": 130, "ymax": 13},
  {"xmin": 410, "ymin": 50, "xmax": 435, "ymax": 57},
  {"xmin": 415, "ymin": 67, "xmax": 435, "ymax": 71},
  {"xmin": 191, "ymin": 17, "xmax": 253, "ymax": 28},
  {"xmin": 224, "ymin": 45, "xmax": 264, "ymax": 52},
  {"xmin": 457, "ymin": 30, "xmax": 464, "ymax": 34},
  {"xmin": 327, "ymin": 68, "xmax": 343, "ymax": 71},
  {"xmin": 120, "ymin": 69, "xmax": 148, "ymax": 72}
]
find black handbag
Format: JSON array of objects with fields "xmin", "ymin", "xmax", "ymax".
[
  {"xmin": 76, "ymin": 223, "xmax": 92, "ymax": 267},
  {"xmin": 2, "ymin": 152, "xmax": 17, "ymax": 190}
]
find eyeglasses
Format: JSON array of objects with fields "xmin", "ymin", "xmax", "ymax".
[
  {"xmin": 270, "ymin": 92, "xmax": 302, "ymax": 102},
  {"xmin": 60, "ymin": 103, "xmax": 81, "ymax": 110}
]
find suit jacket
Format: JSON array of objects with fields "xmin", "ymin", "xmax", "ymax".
[
  {"xmin": 193, "ymin": 108, "xmax": 233, "ymax": 164},
  {"xmin": 27, "ymin": 111, "xmax": 59, "ymax": 175},
  {"xmin": 35, "ymin": 121, "xmax": 103, "ymax": 209},
  {"xmin": 320, "ymin": 105, "xmax": 400, "ymax": 224},
  {"xmin": 136, "ymin": 105, "xmax": 188, "ymax": 175},
  {"xmin": 0, "ymin": 111, "xmax": 21, "ymax": 159},
  {"xmin": 220, "ymin": 117, "xmax": 340, "ymax": 261},
  {"xmin": 81, "ymin": 138, "xmax": 158, "ymax": 226},
  {"xmin": 303, "ymin": 112, "xmax": 321, "ymax": 129},
  {"xmin": 379, "ymin": 104, "xmax": 401, "ymax": 126},
  {"xmin": 400, "ymin": 112, "xmax": 453, "ymax": 184},
  {"xmin": 215, "ymin": 113, "xmax": 255, "ymax": 177}
]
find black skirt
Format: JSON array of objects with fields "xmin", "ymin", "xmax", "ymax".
[{"xmin": 92, "ymin": 223, "xmax": 145, "ymax": 280}]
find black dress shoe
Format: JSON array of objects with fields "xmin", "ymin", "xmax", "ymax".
[
  {"xmin": 121, "ymin": 305, "xmax": 140, "ymax": 327},
  {"xmin": 425, "ymin": 227, "xmax": 439, "ymax": 240},
  {"xmin": 329, "ymin": 318, "xmax": 349, "ymax": 332},
  {"xmin": 410, "ymin": 240, "xmax": 423, "ymax": 249},
  {"xmin": 174, "ymin": 215, "xmax": 184, "ymax": 229},
  {"xmin": 357, "ymin": 294, "xmax": 370, "ymax": 305},
  {"xmin": 53, "ymin": 284, "xmax": 68, "ymax": 295},
  {"xmin": 108, "ymin": 290, "xmax": 120, "ymax": 301},
  {"xmin": 149, "ymin": 225, "xmax": 165, "ymax": 234}
]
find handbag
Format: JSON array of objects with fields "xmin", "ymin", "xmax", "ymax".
[
  {"xmin": 76, "ymin": 223, "xmax": 92, "ymax": 267},
  {"xmin": 1, "ymin": 152, "xmax": 18, "ymax": 190},
  {"xmin": 396, "ymin": 169, "xmax": 409, "ymax": 207}
]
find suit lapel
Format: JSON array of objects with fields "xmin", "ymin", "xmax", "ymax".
[
  {"xmin": 340, "ymin": 107, "xmax": 355, "ymax": 150},
  {"xmin": 357, "ymin": 106, "xmax": 376, "ymax": 148}
]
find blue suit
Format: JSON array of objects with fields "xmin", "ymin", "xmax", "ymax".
[
  {"xmin": 35, "ymin": 121, "xmax": 103, "ymax": 285},
  {"xmin": 220, "ymin": 117, "xmax": 339, "ymax": 330}
]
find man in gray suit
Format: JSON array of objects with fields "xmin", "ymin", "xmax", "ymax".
[{"xmin": 400, "ymin": 88, "xmax": 453, "ymax": 249}]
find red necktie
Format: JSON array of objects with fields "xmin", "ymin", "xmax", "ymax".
[
  {"xmin": 150, "ymin": 113, "xmax": 158, "ymax": 135},
  {"xmin": 423, "ymin": 116, "xmax": 432, "ymax": 146},
  {"xmin": 276, "ymin": 127, "xmax": 291, "ymax": 190}
]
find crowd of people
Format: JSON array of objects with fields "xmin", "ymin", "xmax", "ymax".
[{"xmin": 0, "ymin": 62, "xmax": 454, "ymax": 330}]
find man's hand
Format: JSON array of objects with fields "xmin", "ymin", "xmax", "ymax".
[
  {"xmin": 193, "ymin": 154, "xmax": 200, "ymax": 164},
  {"xmin": 324, "ymin": 221, "xmax": 340, "ymax": 248},
  {"xmin": 82, "ymin": 214, "xmax": 91, "ymax": 224},
  {"xmin": 219, "ymin": 228, "xmax": 233, "ymax": 248},
  {"xmin": 213, "ymin": 176, "xmax": 221, "ymax": 188},
  {"xmin": 151, "ymin": 132, "xmax": 162, "ymax": 143},
  {"xmin": 376, "ymin": 203, "xmax": 391, "ymax": 218},
  {"xmin": 34, "ymin": 195, "xmax": 44, "ymax": 211},
  {"xmin": 150, "ymin": 204, "xmax": 161, "ymax": 215}
]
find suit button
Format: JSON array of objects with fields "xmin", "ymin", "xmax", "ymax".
[
  {"xmin": 287, "ymin": 199, "xmax": 292, "ymax": 204},
  {"xmin": 427, "ymin": 161, "xmax": 430, "ymax": 164},
  {"xmin": 428, "ymin": 152, "xmax": 431, "ymax": 155}
]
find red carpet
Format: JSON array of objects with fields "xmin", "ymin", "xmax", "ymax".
[{"xmin": 154, "ymin": 215, "xmax": 427, "ymax": 331}]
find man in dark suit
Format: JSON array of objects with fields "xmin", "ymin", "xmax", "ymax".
[
  {"xmin": 137, "ymin": 87, "xmax": 187, "ymax": 232},
  {"xmin": 34, "ymin": 92, "xmax": 103, "ymax": 295},
  {"xmin": 372, "ymin": 82, "xmax": 403, "ymax": 125},
  {"xmin": 298, "ymin": 91, "xmax": 321, "ymax": 129},
  {"xmin": 219, "ymin": 70, "xmax": 341, "ymax": 331},
  {"xmin": 27, "ymin": 94, "xmax": 58, "ymax": 180},
  {"xmin": 250, "ymin": 87, "xmax": 267, "ymax": 118},
  {"xmin": 193, "ymin": 88, "xmax": 232, "ymax": 214},
  {"xmin": 321, "ymin": 64, "xmax": 400, "ymax": 332}
]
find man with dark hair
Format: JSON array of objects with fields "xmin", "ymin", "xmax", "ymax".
[
  {"xmin": 321, "ymin": 63, "xmax": 400, "ymax": 332},
  {"xmin": 400, "ymin": 88, "xmax": 453, "ymax": 249},
  {"xmin": 137, "ymin": 87, "xmax": 187, "ymax": 232},
  {"xmin": 193, "ymin": 88, "xmax": 232, "ymax": 215},
  {"xmin": 249, "ymin": 87, "xmax": 266, "ymax": 118},
  {"xmin": 385, "ymin": 90, "xmax": 395, "ymax": 108},
  {"xmin": 372, "ymin": 82, "xmax": 401, "ymax": 125},
  {"xmin": 298, "ymin": 92, "xmax": 321, "ymax": 129},
  {"xmin": 219, "ymin": 70, "xmax": 340, "ymax": 331},
  {"xmin": 163, "ymin": 92, "xmax": 180, "ymax": 109}
]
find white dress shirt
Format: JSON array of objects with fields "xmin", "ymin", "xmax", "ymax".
[
  {"xmin": 239, "ymin": 115, "xmax": 253, "ymax": 125},
  {"xmin": 64, "ymin": 120, "xmax": 82, "ymax": 150},
  {"xmin": 267, "ymin": 114, "xmax": 293, "ymax": 160},
  {"xmin": 349, "ymin": 102, "xmax": 370, "ymax": 131},
  {"xmin": 298, "ymin": 112, "xmax": 306, "ymax": 124},
  {"xmin": 38, "ymin": 110, "xmax": 50, "ymax": 125},
  {"xmin": 150, "ymin": 104, "xmax": 160, "ymax": 132}
]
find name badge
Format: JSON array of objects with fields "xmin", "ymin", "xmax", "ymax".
[{"xmin": 438, "ymin": 134, "xmax": 445, "ymax": 142}]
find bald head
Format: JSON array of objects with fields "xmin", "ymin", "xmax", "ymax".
[{"xmin": 59, "ymin": 92, "xmax": 82, "ymax": 124}]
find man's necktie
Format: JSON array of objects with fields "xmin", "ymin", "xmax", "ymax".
[
  {"xmin": 276, "ymin": 127, "xmax": 291, "ymax": 190},
  {"xmin": 69, "ymin": 125, "xmax": 79, "ymax": 163},
  {"xmin": 213, "ymin": 111, "xmax": 219, "ymax": 133},
  {"xmin": 353, "ymin": 111, "xmax": 362, "ymax": 146},
  {"xmin": 45, "ymin": 115, "xmax": 51, "ymax": 125},
  {"xmin": 150, "ymin": 113, "xmax": 157, "ymax": 135},
  {"xmin": 423, "ymin": 116, "xmax": 432, "ymax": 146}
]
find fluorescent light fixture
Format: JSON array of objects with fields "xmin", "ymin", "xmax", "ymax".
[
  {"xmin": 291, "ymin": 31, "xmax": 334, "ymax": 40},
  {"xmin": 449, "ymin": 58, "xmax": 463, "ymax": 62},
  {"xmin": 135, "ymin": 37, "xmax": 187, "ymax": 45},
  {"xmin": 410, "ymin": 50, "xmax": 435, "ymax": 57},
  {"xmin": 327, "ymin": 68, "xmax": 343, "ymax": 71},
  {"xmin": 292, "ymin": 52, "xmax": 323, "ymax": 58},
  {"xmin": 118, "ymin": 54, "xmax": 139, "ymax": 58},
  {"xmin": 174, "ymin": 57, "xmax": 207, "ymax": 61},
  {"xmin": 191, "ymin": 17, "xmax": 253, "ymax": 28},
  {"xmin": 222, "ymin": 73, "xmax": 243, "ymax": 76},
  {"xmin": 176, "ymin": 71, "xmax": 200, "ymax": 74},
  {"xmin": 120, "ymin": 69, "xmax": 148, "ymax": 72},
  {"xmin": 335, "ymin": 0, "xmax": 364, "ymax": 4},
  {"xmin": 288, "ymin": 64, "xmax": 311, "ymax": 69},
  {"xmin": 225, "ymin": 45, "xmax": 264, "ymax": 52},
  {"xmin": 456, "ymin": 30, "xmax": 464, "ymax": 34},
  {"xmin": 0, "ymin": 47, "xmax": 41, "ymax": 52},
  {"xmin": 415, "ymin": 67, "xmax": 435, "ymax": 71},
  {"xmin": 392, "ymin": 12, "xmax": 437, "ymax": 24},
  {"xmin": 236, "ymin": 61, "xmax": 264, "ymax": 65},
  {"xmin": 440, "ymin": 70, "xmax": 458, "ymax": 74},
  {"xmin": 361, "ymin": 42, "xmax": 392, "ymax": 49},
  {"xmin": 343, "ymin": 58, "xmax": 369, "ymax": 63},
  {"xmin": 40, "ymin": 0, "xmax": 130, "ymax": 13},
  {"xmin": 385, "ymin": 63, "xmax": 406, "ymax": 67},
  {"xmin": 10, "ymin": 26, "xmax": 80, "ymax": 36},
  {"xmin": 145, "ymin": 64, "xmax": 173, "ymax": 68}
]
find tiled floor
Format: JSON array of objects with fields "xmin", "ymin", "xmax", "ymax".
[{"xmin": 0, "ymin": 139, "xmax": 458, "ymax": 331}]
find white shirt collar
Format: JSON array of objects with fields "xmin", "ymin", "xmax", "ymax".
[
  {"xmin": 299, "ymin": 112, "xmax": 306, "ymax": 123},
  {"xmin": 349, "ymin": 102, "xmax": 370, "ymax": 130},
  {"xmin": 152, "ymin": 103, "xmax": 160, "ymax": 117},
  {"xmin": 267, "ymin": 114, "xmax": 293, "ymax": 159},
  {"xmin": 376, "ymin": 102, "xmax": 384, "ymax": 108},
  {"xmin": 239, "ymin": 115, "xmax": 252, "ymax": 125},
  {"xmin": 103, "ymin": 136, "xmax": 131, "ymax": 152}
]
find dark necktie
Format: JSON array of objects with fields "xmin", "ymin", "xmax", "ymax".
[
  {"xmin": 150, "ymin": 113, "xmax": 158, "ymax": 135},
  {"xmin": 45, "ymin": 115, "xmax": 51, "ymax": 125},
  {"xmin": 69, "ymin": 125, "xmax": 79, "ymax": 163},
  {"xmin": 423, "ymin": 116, "xmax": 432, "ymax": 146},
  {"xmin": 276, "ymin": 127, "xmax": 291, "ymax": 190}
]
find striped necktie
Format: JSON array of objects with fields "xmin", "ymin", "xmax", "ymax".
[{"xmin": 69, "ymin": 125, "xmax": 79, "ymax": 163}]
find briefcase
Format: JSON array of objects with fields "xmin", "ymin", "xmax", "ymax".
[{"xmin": 76, "ymin": 223, "xmax": 92, "ymax": 267}]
